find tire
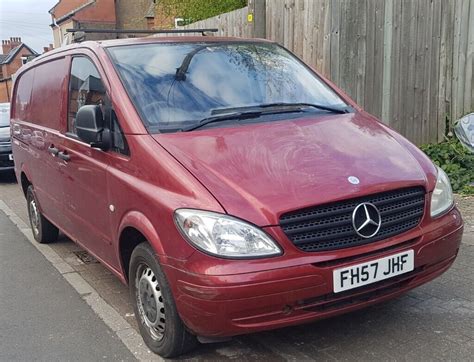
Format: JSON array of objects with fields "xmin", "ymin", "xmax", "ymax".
[
  {"xmin": 129, "ymin": 242, "xmax": 198, "ymax": 358},
  {"xmin": 26, "ymin": 185, "xmax": 59, "ymax": 244}
]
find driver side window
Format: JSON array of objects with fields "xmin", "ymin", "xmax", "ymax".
[{"xmin": 68, "ymin": 57, "xmax": 106, "ymax": 135}]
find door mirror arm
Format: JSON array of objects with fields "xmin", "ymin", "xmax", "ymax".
[{"xmin": 91, "ymin": 128, "xmax": 111, "ymax": 151}]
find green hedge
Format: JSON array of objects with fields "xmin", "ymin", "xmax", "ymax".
[
  {"xmin": 160, "ymin": 0, "xmax": 247, "ymax": 24},
  {"xmin": 420, "ymin": 138, "xmax": 474, "ymax": 195}
]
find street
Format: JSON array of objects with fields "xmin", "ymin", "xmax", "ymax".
[{"xmin": 0, "ymin": 171, "xmax": 473, "ymax": 361}]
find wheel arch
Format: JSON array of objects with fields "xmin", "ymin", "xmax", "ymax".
[
  {"xmin": 19, "ymin": 165, "xmax": 32, "ymax": 198},
  {"xmin": 118, "ymin": 211, "xmax": 165, "ymax": 283}
]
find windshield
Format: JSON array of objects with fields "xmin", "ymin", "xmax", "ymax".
[
  {"xmin": 107, "ymin": 42, "xmax": 347, "ymax": 133},
  {"xmin": 0, "ymin": 105, "xmax": 10, "ymax": 127}
]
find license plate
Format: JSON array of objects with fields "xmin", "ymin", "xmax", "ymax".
[
  {"xmin": 333, "ymin": 250, "xmax": 414, "ymax": 293},
  {"xmin": 8, "ymin": 154, "xmax": 13, "ymax": 161}
]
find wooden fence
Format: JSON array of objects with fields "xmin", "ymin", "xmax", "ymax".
[{"xmin": 185, "ymin": 0, "xmax": 474, "ymax": 145}]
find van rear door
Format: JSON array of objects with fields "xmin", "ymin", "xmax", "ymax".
[{"xmin": 11, "ymin": 58, "xmax": 68, "ymax": 227}]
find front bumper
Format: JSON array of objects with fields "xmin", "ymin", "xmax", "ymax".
[{"xmin": 163, "ymin": 207, "xmax": 463, "ymax": 337}]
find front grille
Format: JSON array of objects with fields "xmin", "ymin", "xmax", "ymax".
[{"xmin": 280, "ymin": 187, "xmax": 426, "ymax": 252}]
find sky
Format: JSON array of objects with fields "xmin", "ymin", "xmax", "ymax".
[{"xmin": 0, "ymin": 0, "xmax": 58, "ymax": 54}]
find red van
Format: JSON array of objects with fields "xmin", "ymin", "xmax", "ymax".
[{"xmin": 11, "ymin": 36, "xmax": 463, "ymax": 357}]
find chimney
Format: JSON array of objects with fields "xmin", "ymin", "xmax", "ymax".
[
  {"xmin": 1, "ymin": 37, "xmax": 22, "ymax": 54},
  {"xmin": 2, "ymin": 40, "xmax": 12, "ymax": 55},
  {"xmin": 10, "ymin": 37, "xmax": 21, "ymax": 47}
]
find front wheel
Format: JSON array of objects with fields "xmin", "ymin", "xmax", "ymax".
[{"xmin": 129, "ymin": 242, "xmax": 198, "ymax": 358}]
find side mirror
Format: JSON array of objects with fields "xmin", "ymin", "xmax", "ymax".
[{"xmin": 76, "ymin": 105, "xmax": 111, "ymax": 151}]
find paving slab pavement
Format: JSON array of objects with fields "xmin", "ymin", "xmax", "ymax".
[
  {"xmin": 0, "ymin": 208, "xmax": 136, "ymax": 361},
  {"xmin": 1, "ymin": 171, "xmax": 473, "ymax": 361}
]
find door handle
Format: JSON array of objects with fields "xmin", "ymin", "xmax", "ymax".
[
  {"xmin": 58, "ymin": 151, "xmax": 70, "ymax": 162},
  {"xmin": 48, "ymin": 145, "xmax": 59, "ymax": 156}
]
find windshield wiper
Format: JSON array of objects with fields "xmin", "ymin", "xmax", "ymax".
[
  {"xmin": 181, "ymin": 110, "xmax": 263, "ymax": 132},
  {"xmin": 176, "ymin": 44, "xmax": 221, "ymax": 81},
  {"xmin": 181, "ymin": 105, "xmax": 315, "ymax": 132},
  {"xmin": 211, "ymin": 102, "xmax": 351, "ymax": 116},
  {"xmin": 182, "ymin": 102, "xmax": 351, "ymax": 132},
  {"xmin": 261, "ymin": 102, "xmax": 351, "ymax": 114}
]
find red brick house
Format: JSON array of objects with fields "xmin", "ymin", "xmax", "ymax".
[
  {"xmin": 49, "ymin": 0, "xmax": 117, "ymax": 47},
  {"xmin": 0, "ymin": 37, "xmax": 38, "ymax": 103}
]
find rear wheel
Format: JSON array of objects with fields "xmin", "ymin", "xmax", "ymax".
[
  {"xmin": 129, "ymin": 242, "xmax": 198, "ymax": 358},
  {"xmin": 26, "ymin": 185, "xmax": 59, "ymax": 244}
]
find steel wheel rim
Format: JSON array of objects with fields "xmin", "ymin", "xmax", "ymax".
[
  {"xmin": 29, "ymin": 198, "xmax": 40, "ymax": 237},
  {"xmin": 136, "ymin": 264, "xmax": 166, "ymax": 341}
]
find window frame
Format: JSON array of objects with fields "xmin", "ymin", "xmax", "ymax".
[
  {"xmin": 66, "ymin": 53, "xmax": 130, "ymax": 156},
  {"xmin": 105, "ymin": 41, "xmax": 351, "ymax": 134}
]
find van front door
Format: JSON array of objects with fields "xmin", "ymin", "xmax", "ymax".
[{"xmin": 59, "ymin": 56, "xmax": 114, "ymax": 266}]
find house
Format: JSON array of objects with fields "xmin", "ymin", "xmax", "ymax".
[
  {"xmin": 49, "ymin": 0, "xmax": 117, "ymax": 47},
  {"xmin": 0, "ymin": 37, "xmax": 39, "ymax": 103},
  {"xmin": 49, "ymin": 0, "xmax": 162, "ymax": 46}
]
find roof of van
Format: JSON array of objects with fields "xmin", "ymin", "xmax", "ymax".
[
  {"xmin": 18, "ymin": 36, "xmax": 273, "ymax": 75},
  {"xmin": 99, "ymin": 36, "xmax": 273, "ymax": 47},
  {"xmin": 35, "ymin": 36, "xmax": 271, "ymax": 58}
]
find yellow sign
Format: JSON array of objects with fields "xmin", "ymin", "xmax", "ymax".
[{"xmin": 247, "ymin": 13, "xmax": 253, "ymax": 23}]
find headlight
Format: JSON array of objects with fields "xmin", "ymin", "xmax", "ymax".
[
  {"xmin": 430, "ymin": 166, "xmax": 454, "ymax": 217},
  {"xmin": 174, "ymin": 209, "xmax": 282, "ymax": 258}
]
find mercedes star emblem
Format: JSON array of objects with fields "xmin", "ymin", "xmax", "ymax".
[
  {"xmin": 348, "ymin": 176, "xmax": 360, "ymax": 185},
  {"xmin": 352, "ymin": 202, "xmax": 382, "ymax": 238}
]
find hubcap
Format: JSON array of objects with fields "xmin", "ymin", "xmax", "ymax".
[
  {"xmin": 136, "ymin": 265, "xmax": 165, "ymax": 341},
  {"xmin": 29, "ymin": 198, "xmax": 40, "ymax": 237}
]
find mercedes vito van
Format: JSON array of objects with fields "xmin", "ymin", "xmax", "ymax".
[{"xmin": 11, "ymin": 36, "xmax": 463, "ymax": 358}]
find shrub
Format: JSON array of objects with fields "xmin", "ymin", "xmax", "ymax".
[
  {"xmin": 160, "ymin": 0, "xmax": 247, "ymax": 24},
  {"xmin": 420, "ymin": 138, "xmax": 474, "ymax": 195}
]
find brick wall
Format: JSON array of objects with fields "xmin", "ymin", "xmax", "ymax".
[
  {"xmin": 79, "ymin": 22, "xmax": 118, "ymax": 41},
  {"xmin": 153, "ymin": 2, "xmax": 176, "ymax": 29},
  {"xmin": 0, "ymin": 78, "xmax": 12, "ymax": 103},
  {"xmin": 73, "ymin": 0, "xmax": 116, "ymax": 23},
  {"xmin": 50, "ymin": 0, "xmax": 88, "ymax": 19},
  {"xmin": 115, "ymin": 0, "xmax": 153, "ymax": 31}
]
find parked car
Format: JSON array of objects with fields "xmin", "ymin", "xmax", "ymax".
[
  {"xmin": 10, "ymin": 36, "xmax": 463, "ymax": 358},
  {"xmin": 0, "ymin": 102, "xmax": 14, "ymax": 172}
]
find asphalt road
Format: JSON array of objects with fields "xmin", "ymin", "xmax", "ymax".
[{"xmin": 0, "ymin": 209, "xmax": 135, "ymax": 361}]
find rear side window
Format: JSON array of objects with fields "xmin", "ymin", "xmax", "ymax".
[
  {"xmin": 13, "ymin": 69, "xmax": 34, "ymax": 122},
  {"xmin": 29, "ymin": 58, "xmax": 67, "ymax": 130},
  {"xmin": 13, "ymin": 58, "xmax": 67, "ymax": 130},
  {"xmin": 68, "ymin": 57, "xmax": 107, "ymax": 135}
]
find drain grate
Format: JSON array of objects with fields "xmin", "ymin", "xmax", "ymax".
[{"xmin": 73, "ymin": 250, "xmax": 99, "ymax": 264}]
